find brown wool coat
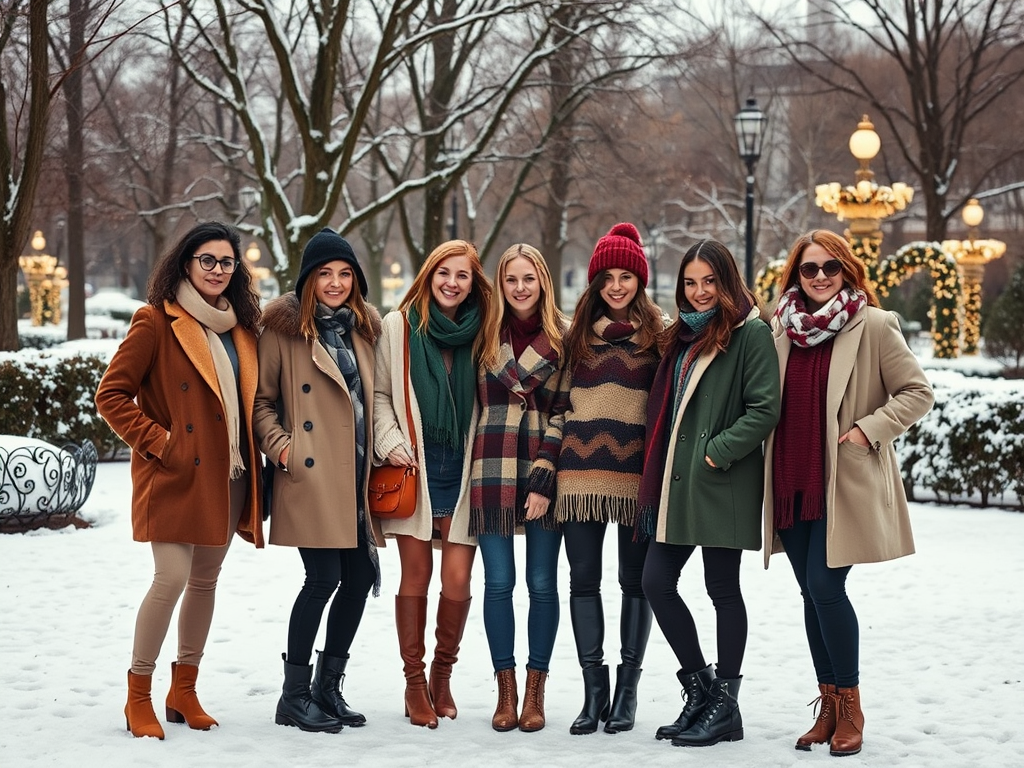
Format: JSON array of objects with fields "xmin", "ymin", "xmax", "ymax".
[
  {"xmin": 95, "ymin": 301, "xmax": 264, "ymax": 548},
  {"xmin": 763, "ymin": 306, "xmax": 934, "ymax": 568},
  {"xmin": 253, "ymin": 293, "xmax": 384, "ymax": 550}
]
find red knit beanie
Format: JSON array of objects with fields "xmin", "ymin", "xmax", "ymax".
[{"xmin": 587, "ymin": 222, "xmax": 649, "ymax": 287}]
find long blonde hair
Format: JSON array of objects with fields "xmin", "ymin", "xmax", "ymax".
[
  {"xmin": 398, "ymin": 239, "xmax": 493, "ymax": 334},
  {"xmin": 479, "ymin": 244, "xmax": 567, "ymax": 369}
]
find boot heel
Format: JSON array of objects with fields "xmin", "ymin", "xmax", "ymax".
[{"xmin": 166, "ymin": 706, "xmax": 185, "ymax": 724}]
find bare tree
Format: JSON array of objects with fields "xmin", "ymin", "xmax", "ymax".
[{"xmin": 761, "ymin": 0, "xmax": 1024, "ymax": 241}]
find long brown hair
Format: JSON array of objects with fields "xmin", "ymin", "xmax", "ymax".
[
  {"xmin": 147, "ymin": 221, "xmax": 262, "ymax": 331},
  {"xmin": 779, "ymin": 229, "xmax": 880, "ymax": 308},
  {"xmin": 563, "ymin": 269, "xmax": 662, "ymax": 367},
  {"xmin": 297, "ymin": 264, "xmax": 375, "ymax": 343},
  {"xmin": 479, "ymin": 243, "xmax": 567, "ymax": 369},
  {"xmin": 660, "ymin": 239, "xmax": 759, "ymax": 357},
  {"xmin": 398, "ymin": 239, "xmax": 493, "ymax": 337}
]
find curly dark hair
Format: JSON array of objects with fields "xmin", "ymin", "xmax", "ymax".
[{"xmin": 147, "ymin": 221, "xmax": 262, "ymax": 331}]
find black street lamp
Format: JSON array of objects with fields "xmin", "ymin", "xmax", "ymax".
[
  {"xmin": 734, "ymin": 96, "xmax": 767, "ymax": 287},
  {"xmin": 449, "ymin": 187, "xmax": 458, "ymax": 240}
]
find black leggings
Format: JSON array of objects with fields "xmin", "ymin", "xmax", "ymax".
[
  {"xmin": 562, "ymin": 520, "xmax": 648, "ymax": 598},
  {"xmin": 286, "ymin": 543, "xmax": 377, "ymax": 664},
  {"xmin": 642, "ymin": 541, "xmax": 747, "ymax": 679}
]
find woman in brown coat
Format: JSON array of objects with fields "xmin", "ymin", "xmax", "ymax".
[
  {"xmin": 95, "ymin": 221, "xmax": 264, "ymax": 740},
  {"xmin": 254, "ymin": 228, "xmax": 384, "ymax": 733},
  {"xmin": 764, "ymin": 230, "xmax": 933, "ymax": 757}
]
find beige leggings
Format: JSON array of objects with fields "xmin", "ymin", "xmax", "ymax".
[{"xmin": 130, "ymin": 476, "xmax": 246, "ymax": 675}]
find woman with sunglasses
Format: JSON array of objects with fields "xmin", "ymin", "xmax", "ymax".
[
  {"xmin": 764, "ymin": 230, "xmax": 933, "ymax": 757},
  {"xmin": 96, "ymin": 221, "xmax": 265, "ymax": 739}
]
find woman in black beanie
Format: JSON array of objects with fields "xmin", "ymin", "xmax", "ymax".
[{"xmin": 254, "ymin": 227, "xmax": 384, "ymax": 733}]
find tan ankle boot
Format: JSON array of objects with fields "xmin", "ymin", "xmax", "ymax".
[
  {"xmin": 396, "ymin": 595, "xmax": 437, "ymax": 728},
  {"xmin": 429, "ymin": 594, "xmax": 472, "ymax": 719},
  {"xmin": 518, "ymin": 667, "xmax": 547, "ymax": 732},
  {"xmin": 125, "ymin": 670, "xmax": 165, "ymax": 739},
  {"xmin": 795, "ymin": 683, "xmax": 837, "ymax": 750},
  {"xmin": 830, "ymin": 685, "xmax": 864, "ymax": 756},
  {"xmin": 165, "ymin": 662, "xmax": 218, "ymax": 730},
  {"xmin": 491, "ymin": 668, "xmax": 518, "ymax": 731}
]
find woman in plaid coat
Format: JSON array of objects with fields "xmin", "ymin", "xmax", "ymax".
[{"xmin": 469, "ymin": 244, "xmax": 570, "ymax": 733}]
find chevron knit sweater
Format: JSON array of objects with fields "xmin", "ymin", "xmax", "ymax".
[{"xmin": 554, "ymin": 316, "xmax": 660, "ymax": 525}]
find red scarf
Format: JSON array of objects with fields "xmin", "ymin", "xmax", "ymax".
[
  {"xmin": 507, "ymin": 311, "xmax": 542, "ymax": 360},
  {"xmin": 773, "ymin": 339, "xmax": 833, "ymax": 528}
]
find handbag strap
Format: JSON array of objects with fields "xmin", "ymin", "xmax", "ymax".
[{"xmin": 402, "ymin": 314, "xmax": 416, "ymax": 451}]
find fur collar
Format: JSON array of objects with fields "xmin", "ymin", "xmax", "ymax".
[{"xmin": 261, "ymin": 291, "xmax": 382, "ymax": 344}]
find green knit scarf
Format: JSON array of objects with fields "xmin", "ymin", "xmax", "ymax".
[{"xmin": 407, "ymin": 301, "xmax": 480, "ymax": 450}]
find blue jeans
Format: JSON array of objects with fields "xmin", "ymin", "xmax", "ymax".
[
  {"xmin": 477, "ymin": 522, "xmax": 562, "ymax": 672},
  {"xmin": 776, "ymin": 514, "xmax": 859, "ymax": 688}
]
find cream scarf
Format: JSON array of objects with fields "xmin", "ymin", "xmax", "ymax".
[{"xmin": 175, "ymin": 279, "xmax": 245, "ymax": 479}]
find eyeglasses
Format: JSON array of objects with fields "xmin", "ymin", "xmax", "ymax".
[
  {"xmin": 798, "ymin": 259, "xmax": 843, "ymax": 280},
  {"xmin": 193, "ymin": 254, "xmax": 239, "ymax": 273}
]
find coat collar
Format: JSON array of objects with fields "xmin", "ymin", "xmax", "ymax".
[
  {"xmin": 164, "ymin": 300, "xmax": 222, "ymax": 403},
  {"xmin": 487, "ymin": 331, "xmax": 559, "ymax": 395}
]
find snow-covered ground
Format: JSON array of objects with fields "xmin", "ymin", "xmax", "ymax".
[{"xmin": 1, "ymin": 460, "xmax": 1021, "ymax": 767}]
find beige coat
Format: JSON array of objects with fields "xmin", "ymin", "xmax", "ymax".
[
  {"xmin": 253, "ymin": 293, "xmax": 384, "ymax": 549},
  {"xmin": 763, "ymin": 306, "xmax": 934, "ymax": 568},
  {"xmin": 372, "ymin": 310, "xmax": 478, "ymax": 546}
]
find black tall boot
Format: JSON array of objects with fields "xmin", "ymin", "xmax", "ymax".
[
  {"xmin": 311, "ymin": 651, "xmax": 366, "ymax": 727},
  {"xmin": 655, "ymin": 665, "xmax": 715, "ymax": 740},
  {"xmin": 275, "ymin": 653, "xmax": 344, "ymax": 733},
  {"xmin": 568, "ymin": 595, "xmax": 610, "ymax": 735},
  {"xmin": 672, "ymin": 676, "xmax": 743, "ymax": 747},
  {"xmin": 605, "ymin": 595, "xmax": 654, "ymax": 733}
]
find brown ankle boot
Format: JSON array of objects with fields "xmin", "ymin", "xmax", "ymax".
[
  {"xmin": 795, "ymin": 683, "xmax": 837, "ymax": 750},
  {"xmin": 165, "ymin": 661, "xmax": 218, "ymax": 730},
  {"xmin": 396, "ymin": 595, "xmax": 437, "ymax": 728},
  {"xmin": 429, "ymin": 594, "xmax": 472, "ymax": 719},
  {"xmin": 125, "ymin": 670, "xmax": 165, "ymax": 739},
  {"xmin": 491, "ymin": 668, "xmax": 518, "ymax": 731},
  {"xmin": 518, "ymin": 667, "xmax": 547, "ymax": 732},
  {"xmin": 830, "ymin": 685, "xmax": 864, "ymax": 756}
]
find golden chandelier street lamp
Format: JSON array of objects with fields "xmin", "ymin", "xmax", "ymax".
[
  {"xmin": 941, "ymin": 199, "xmax": 1006, "ymax": 355},
  {"xmin": 19, "ymin": 230, "xmax": 61, "ymax": 326},
  {"xmin": 245, "ymin": 241, "xmax": 277, "ymax": 300},
  {"xmin": 815, "ymin": 116, "xmax": 914, "ymax": 236}
]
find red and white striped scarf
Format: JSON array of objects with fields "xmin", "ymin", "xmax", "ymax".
[{"xmin": 776, "ymin": 285, "xmax": 866, "ymax": 348}]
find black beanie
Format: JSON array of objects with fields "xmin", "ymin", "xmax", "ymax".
[{"xmin": 295, "ymin": 227, "xmax": 368, "ymax": 301}]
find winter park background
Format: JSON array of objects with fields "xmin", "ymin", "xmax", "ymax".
[{"xmin": 1, "ymin": 334, "xmax": 1022, "ymax": 767}]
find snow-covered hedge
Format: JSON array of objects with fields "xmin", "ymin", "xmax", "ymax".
[
  {"xmin": 0, "ymin": 349, "xmax": 121, "ymax": 459},
  {"xmin": 897, "ymin": 370, "xmax": 1024, "ymax": 508}
]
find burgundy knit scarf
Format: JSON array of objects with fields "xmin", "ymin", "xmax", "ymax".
[
  {"xmin": 508, "ymin": 311, "xmax": 542, "ymax": 360},
  {"xmin": 772, "ymin": 340, "xmax": 832, "ymax": 528}
]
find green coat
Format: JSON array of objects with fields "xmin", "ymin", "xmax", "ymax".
[{"xmin": 655, "ymin": 309, "xmax": 780, "ymax": 549}]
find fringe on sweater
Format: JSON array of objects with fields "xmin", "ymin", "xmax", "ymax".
[{"xmin": 554, "ymin": 492, "xmax": 637, "ymax": 527}]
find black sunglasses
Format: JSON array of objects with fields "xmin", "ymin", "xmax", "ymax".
[
  {"xmin": 798, "ymin": 259, "xmax": 843, "ymax": 280},
  {"xmin": 193, "ymin": 254, "xmax": 239, "ymax": 273}
]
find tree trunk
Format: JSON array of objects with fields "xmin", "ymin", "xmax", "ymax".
[{"xmin": 63, "ymin": 0, "xmax": 87, "ymax": 340}]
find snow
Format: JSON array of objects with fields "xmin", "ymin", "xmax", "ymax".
[
  {"xmin": 1, "ymin": 461, "xmax": 1021, "ymax": 767},
  {"xmin": 85, "ymin": 290, "xmax": 145, "ymax": 317}
]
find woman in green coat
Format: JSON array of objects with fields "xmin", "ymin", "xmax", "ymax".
[{"xmin": 637, "ymin": 239, "xmax": 780, "ymax": 748}]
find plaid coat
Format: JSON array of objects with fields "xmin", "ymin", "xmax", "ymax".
[{"xmin": 469, "ymin": 328, "xmax": 569, "ymax": 535}]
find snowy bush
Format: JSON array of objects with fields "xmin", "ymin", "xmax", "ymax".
[
  {"xmin": 897, "ymin": 370, "xmax": 1024, "ymax": 507},
  {"xmin": 0, "ymin": 350, "xmax": 121, "ymax": 459}
]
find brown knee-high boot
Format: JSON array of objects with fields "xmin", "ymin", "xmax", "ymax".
[
  {"xmin": 125, "ymin": 670, "xmax": 165, "ymax": 739},
  {"xmin": 396, "ymin": 595, "xmax": 437, "ymax": 728},
  {"xmin": 165, "ymin": 662, "xmax": 218, "ymax": 730},
  {"xmin": 795, "ymin": 683, "xmax": 837, "ymax": 750},
  {"xmin": 429, "ymin": 594, "xmax": 472, "ymax": 719},
  {"xmin": 830, "ymin": 686, "xmax": 864, "ymax": 756}
]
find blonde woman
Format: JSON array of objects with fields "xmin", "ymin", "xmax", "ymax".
[
  {"xmin": 470, "ymin": 244, "xmax": 570, "ymax": 732},
  {"xmin": 373, "ymin": 240, "xmax": 492, "ymax": 728}
]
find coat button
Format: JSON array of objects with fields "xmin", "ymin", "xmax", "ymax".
[
  {"xmin": 194, "ymin": 458, "xmax": 201, "ymax": 466},
  {"xmin": 216, "ymin": 414, "xmax": 222, "ymax": 421},
  {"xmin": 302, "ymin": 384, "xmax": 311, "ymax": 393},
  {"xmin": 186, "ymin": 424, "xmax": 194, "ymax": 432},
  {"xmin": 303, "ymin": 421, "xmax": 313, "ymax": 431},
  {"xmin": 679, "ymin": 434, "xmax": 686, "ymax": 441},
  {"xmin": 304, "ymin": 457, "xmax": 314, "ymax": 468},
  {"xmin": 700, "ymin": 432, "xmax": 706, "ymax": 438},
  {"xmin": 180, "ymin": 382, "xmax": 188, "ymax": 391},
  {"xmin": 672, "ymin": 474, "xmax": 680, "ymax": 481}
]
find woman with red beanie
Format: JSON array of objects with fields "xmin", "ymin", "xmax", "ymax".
[{"xmin": 555, "ymin": 222, "xmax": 664, "ymax": 735}]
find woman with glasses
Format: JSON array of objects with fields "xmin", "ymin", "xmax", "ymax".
[
  {"xmin": 764, "ymin": 230, "xmax": 933, "ymax": 756},
  {"xmin": 96, "ymin": 221, "xmax": 265, "ymax": 739}
]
